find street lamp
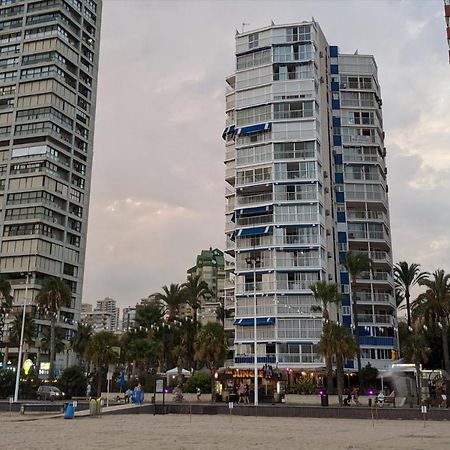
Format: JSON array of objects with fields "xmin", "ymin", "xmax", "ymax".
[
  {"xmin": 14, "ymin": 272, "xmax": 31, "ymax": 402},
  {"xmin": 246, "ymin": 255, "xmax": 260, "ymax": 407}
]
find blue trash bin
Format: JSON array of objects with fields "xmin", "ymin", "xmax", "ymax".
[{"xmin": 64, "ymin": 402, "xmax": 75, "ymax": 419}]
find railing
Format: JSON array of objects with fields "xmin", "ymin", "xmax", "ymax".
[
  {"xmin": 275, "ymin": 213, "xmax": 319, "ymax": 223},
  {"xmin": 236, "ymin": 172, "xmax": 271, "ymax": 187},
  {"xmin": 357, "ymin": 314, "xmax": 394, "ymax": 325},
  {"xmin": 235, "ymin": 328, "xmax": 275, "ymax": 340},
  {"xmin": 345, "ymin": 191, "xmax": 386, "ymax": 201},
  {"xmin": 236, "ymin": 193, "xmax": 273, "ymax": 206},
  {"xmin": 274, "ymin": 191, "xmax": 320, "ymax": 202},
  {"xmin": 236, "ymin": 257, "xmax": 273, "ymax": 270},
  {"xmin": 274, "ymin": 170, "xmax": 318, "ymax": 181},
  {"xmin": 275, "ymin": 257, "xmax": 322, "ymax": 268},
  {"xmin": 236, "ymin": 305, "xmax": 276, "ymax": 316},
  {"xmin": 236, "ymin": 214, "xmax": 273, "ymax": 226},
  {"xmin": 278, "ymin": 354, "xmax": 322, "ymax": 364},
  {"xmin": 274, "ymin": 234, "xmax": 321, "ymax": 245},
  {"xmin": 357, "ymin": 292, "xmax": 394, "ymax": 304}
]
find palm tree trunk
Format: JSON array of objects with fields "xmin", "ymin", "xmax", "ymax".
[
  {"xmin": 210, "ymin": 367, "xmax": 216, "ymax": 403},
  {"xmin": 405, "ymin": 290, "xmax": 411, "ymax": 329},
  {"xmin": 415, "ymin": 361, "xmax": 422, "ymax": 405},
  {"xmin": 97, "ymin": 367, "xmax": 102, "ymax": 398},
  {"xmin": 326, "ymin": 356, "xmax": 333, "ymax": 394},
  {"xmin": 336, "ymin": 355, "xmax": 344, "ymax": 406},
  {"xmin": 49, "ymin": 318, "xmax": 55, "ymax": 379},
  {"xmin": 442, "ymin": 320, "xmax": 450, "ymax": 372},
  {"xmin": 351, "ymin": 280, "xmax": 361, "ymax": 373}
]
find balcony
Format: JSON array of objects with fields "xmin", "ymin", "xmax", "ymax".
[
  {"xmin": 275, "ymin": 256, "xmax": 322, "ymax": 269},
  {"xmin": 274, "ymin": 170, "xmax": 318, "ymax": 181},
  {"xmin": 236, "ymin": 214, "xmax": 273, "ymax": 227},
  {"xmin": 236, "ymin": 235, "xmax": 273, "ymax": 249},
  {"xmin": 274, "ymin": 234, "xmax": 322, "ymax": 246},
  {"xmin": 236, "ymin": 257, "xmax": 273, "ymax": 270},
  {"xmin": 236, "ymin": 172, "xmax": 272, "ymax": 188},
  {"xmin": 275, "ymin": 213, "xmax": 321, "ymax": 224},
  {"xmin": 356, "ymin": 314, "xmax": 394, "ymax": 325},
  {"xmin": 357, "ymin": 292, "xmax": 395, "ymax": 304},
  {"xmin": 236, "ymin": 193, "xmax": 273, "ymax": 206},
  {"xmin": 234, "ymin": 355, "xmax": 277, "ymax": 365},
  {"xmin": 278, "ymin": 354, "xmax": 322, "ymax": 364}
]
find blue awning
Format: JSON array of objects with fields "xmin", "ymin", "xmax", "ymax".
[
  {"xmin": 239, "ymin": 205, "xmax": 272, "ymax": 215},
  {"xmin": 237, "ymin": 226, "xmax": 272, "ymax": 237},
  {"xmin": 222, "ymin": 125, "xmax": 236, "ymax": 140},
  {"xmin": 234, "ymin": 317, "xmax": 276, "ymax": 326},
  {"xmin": 236, "ymin": 122, "xmax": 271, "ymax": 136}
]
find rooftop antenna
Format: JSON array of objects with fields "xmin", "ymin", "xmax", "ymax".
[
  {"xmin": 354, "ymin": 49, "xmax": 359, "ymax": 55},
  {"xmin": 242, "ymin": 22, "xmax": 250, "ymax": 33}
]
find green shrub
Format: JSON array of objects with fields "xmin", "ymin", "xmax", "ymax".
[
  {"xmin": 0, "ymin": 368, "xmax": 15, "ymax": 399},
  {"xmin": 57, "ymin": 365, "xmax": 87, "ymax": 398},
  {"xmin": 291, "ymin": 377, "xmax": 317, "ymax": 395},
  {"xmin": 185, "ymin": 373, "xmax": 211, "ymax": 393}
]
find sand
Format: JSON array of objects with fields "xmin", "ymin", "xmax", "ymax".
[{"xmin": 1, "ymin": 413, "xmax": 449, "ymax": 450}]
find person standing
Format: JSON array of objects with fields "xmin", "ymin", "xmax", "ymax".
[
  {"xmin": 196, "ymin": 387, "xmax": 202, "ymax": 401},
  {"xmin": 244, "ymin": 384, "xmax": 250, "ymax": 404},
  {"xmin": 238, "ymin": 382, "xmax": 245, "ymax": 404}
]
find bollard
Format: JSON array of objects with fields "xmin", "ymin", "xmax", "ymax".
[{"xmin": 89, "ymin": 398, "xmax": 97, "ymax": 416}]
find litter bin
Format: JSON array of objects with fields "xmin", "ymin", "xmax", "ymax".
[
  {"xmin": 320, "ymin": 393, "xmax": 329, "ymax": 407},
  {"xmin": 89, "ymin": 398, "xmax": 97, "ymax": 416},
  {"xmin": 64, "ymin": 402, "xmax": 75, "ymax": 419}
]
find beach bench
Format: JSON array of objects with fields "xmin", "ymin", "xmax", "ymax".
[{"xmin": 384, "ymin": 393, "xmax": 396, "ymax": 407}]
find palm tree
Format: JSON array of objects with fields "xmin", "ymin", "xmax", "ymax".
[
  {"xmin": 153, "ymin": 284, "xmax": 184, "ymax": 322},
  {"xmin": 310, "ymin": 281, "xmax": 342, "ymax": 393},
  {"xmin": 319, "ymin": 323, "xmax": 357, "ymax": 405},
  {"xmin": 36, "ymin": 277, "xmax": 72, "ymax": 379},
  {"xmin": 71, "ymin": 322, "xmax": 93, "ymax": 365},
  {"xmin": 345, "ymin": 251, "xmax": 371, "ymax": 373},
  {"xmin": 0, "ymin": 274, "xmax": 12, "ymax": 309},
  {"xmin": 9, "ymin": 311, "xmax": 36, "ymax": 351},
  {"xmin": 0, "ymin": 274, "xmax": 12, "ymax": 359},
  {"xmin": 402, "ymin": 328, "xmax": 431, "ymax": 404},
  {"xmin": 417, "ymin": 269, "xmax": 450, "ymax": 372},
  {"xmin": 182, "ymin": 274, "xmax": 212, "ymax": 326},
  {"xmin": 136, "ymin": 301, "xmax": 164, "ymax": 330},
  {"xmin": 194, "ymin": 321, "xmax": 228, "ymax": 402},
  {"xmin": 86, "ymin": 331, "xmax": 119, "ymax": 396},
  {"xmin": 394, "ymin": 262, "xmax": 429, "ymax": 329}
]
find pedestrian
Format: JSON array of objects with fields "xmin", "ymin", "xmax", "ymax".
[
  {"xmin": 244, "ymin": 384, "xmax": 249, "ymax": 404},
  {"xmin": 196, "ymin": 387, "xmax": 201, "ymax": 401},
  {"xmin": 125, "ymin": 387, "xmax": 133, "ymax": 404},
  {"xmin": 238, "ymin": 382, "xmax": 245, "ymax": 404},
  {"xmin": 86, "ymin": 382, "xmax": 91, "ymax": 399}
]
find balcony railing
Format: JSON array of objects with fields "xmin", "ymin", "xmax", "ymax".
[
  {"xmin": 274, "ymin": 170, "xmax": 318, "ymax": 181},
  {"xmin": 236, "ymin": 214, "xmax": 273, "ymax": 226},
  {"xmin": 236, "ymin": 193, "xmax": 273, "ymax": 206},
  {"xmin": 278, "ymin": 353, "xmax": 322, "ymax": 364},
  {"xmin": 357, "ymin": 292, "xmax": 394, "ymax": 304},
  {"xmin": 356, "ymin": 314, "xmax": 394, "ymax": 325}
]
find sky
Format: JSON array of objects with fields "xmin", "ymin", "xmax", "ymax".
[{"xmin": 82, "ymin": 0, "xmax": 450, "ymax": 309}]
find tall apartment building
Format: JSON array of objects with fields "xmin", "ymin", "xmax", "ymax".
[
  {"xmin": 95, "ymin": 297, "xmax": 119, "ymax": 331},
  {"xmin": 0, "ymin": 0, "xmax": 102, "ymax": 367},
  {"xmin": 224, "ymin": 20, "xmax": 396, "ymax": 372}
]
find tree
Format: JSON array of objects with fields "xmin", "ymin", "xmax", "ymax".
[
  {"xmin": 394, "ymin": 262, "xmax": 429, "ymax": 329},
  {"xmin": 40, "ymin": 326, "xmax": 65, "ymax": 355},
  {"xmin": 0, "ymin": 274, "xmax": 12, "ymax": 309},
  {"xmin": 319, "ymin": 323, "xmax": 357, "ymax": 405},
  {"xmin": 9, "ymin": 311, "xmax": 36, "ymax": 353},
  {"xmin": 182, "ymin": 274, "xmax": 212, "ymax": 325},
  {"xmin": 153, "ymin": 284, "xmax": 184, "ymax": 322},
  {"xmin": 402, "ymin": 328, "xmax": 431, "ymax": 404},
  {"xmin": 310, "ymin": 281, "xmax": 342, "ymax": 393},
  {"xmin": 417, "ymin": 269, "xmax": 450, "ymax": 372},
  {"xmin": 86, "ymin": 331, "xmax": 119, "ymax": 396},
  {"xmin": 70, "ymin": 322, "xmax": 93, "ymax": 365},
  {"xmin": 57, "ymin": 365, "xmax": 87, "ymax": 398},
  {"xmin": 345, "ymin": 251, "xmax": 371, "ymax": 373},
  {"xmin": 136, "ymin": 301, "xmax": 164, "ymax": 329},
  {"xmin": 194, "ymin": 322, "xmax": 227, "ymax": 402},
  {"xmin": 36, "ymin": 277, "xmax": 72, "ymax": 379}
]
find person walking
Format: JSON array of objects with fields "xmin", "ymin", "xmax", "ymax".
[
  {"xmin": 238, "ymin": 382, "xmax": 245, "ymax": 404},
  {"xmin": 196, "ymin": 387, "xmax": 202, "ymax": 401},
  {"xmin": 244, "ymin": 384, "xmax": 250, "ymax": 404}
]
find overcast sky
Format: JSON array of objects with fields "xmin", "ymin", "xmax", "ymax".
[{"xmin": 82, "ymin": 0, "xmax": 450, "ymax": 308}]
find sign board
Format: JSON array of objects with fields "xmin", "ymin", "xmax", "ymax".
[
  {"xmin": 72, "ymin": 401, "xmax": 78, "ymax": 408},
  {"xmin": 228, "ymin": 402, "xmax": 234, "ymax": 409},
  {"xmin": 155, "ymin": 379, "xmax": 164, "ymax": 393},
  {"xmin": 421, "ymin": 405, "xmax": 427, "ymax": 414},
  {"xmin": 9, "ymin": 396, "xmax": 13, "ymax": 404}
]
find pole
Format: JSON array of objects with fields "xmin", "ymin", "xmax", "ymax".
[
  {"xmin": 253, "ymin": 260, "xmax": 258, "ymax": 407},
  {"xmin": 14, "ymin": 273, "xmax": 29, "ymax": 402}
]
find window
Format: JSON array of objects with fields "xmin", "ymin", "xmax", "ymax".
[
  {"xmin": 236, "ymin": 49, "xmax": 271, "ymax": 70},
  {"xmin": 248, "ymin": 33, "xmax": 258, "ymax": 49},
  {"xmin": 274, "ymin": 100, "xmax": 314, "ymax": 120},
  {"xmin": 286, "ymin": 25, "xmax": 311, "ymax": 42}
]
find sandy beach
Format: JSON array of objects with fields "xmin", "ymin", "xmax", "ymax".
[{"xmin": 1, "ymin": 412, "xmax": 449, "ymax": 450}]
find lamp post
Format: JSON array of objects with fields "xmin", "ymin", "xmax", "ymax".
[
  {"xmin": 246, "ymin": 256, "xmax": 260, "ymax": 406},
  {"xmin": 14, "ymin": 272, "xmax": 30, "ymax": 402}
]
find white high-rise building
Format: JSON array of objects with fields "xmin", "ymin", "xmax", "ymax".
[
  {"xmin": 95, "ymin": 297, "xmax": 119, "ymax": 331},
  {"xmin": 224, "ymin": 20, "xmax": 397, "ymax": 373}
]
